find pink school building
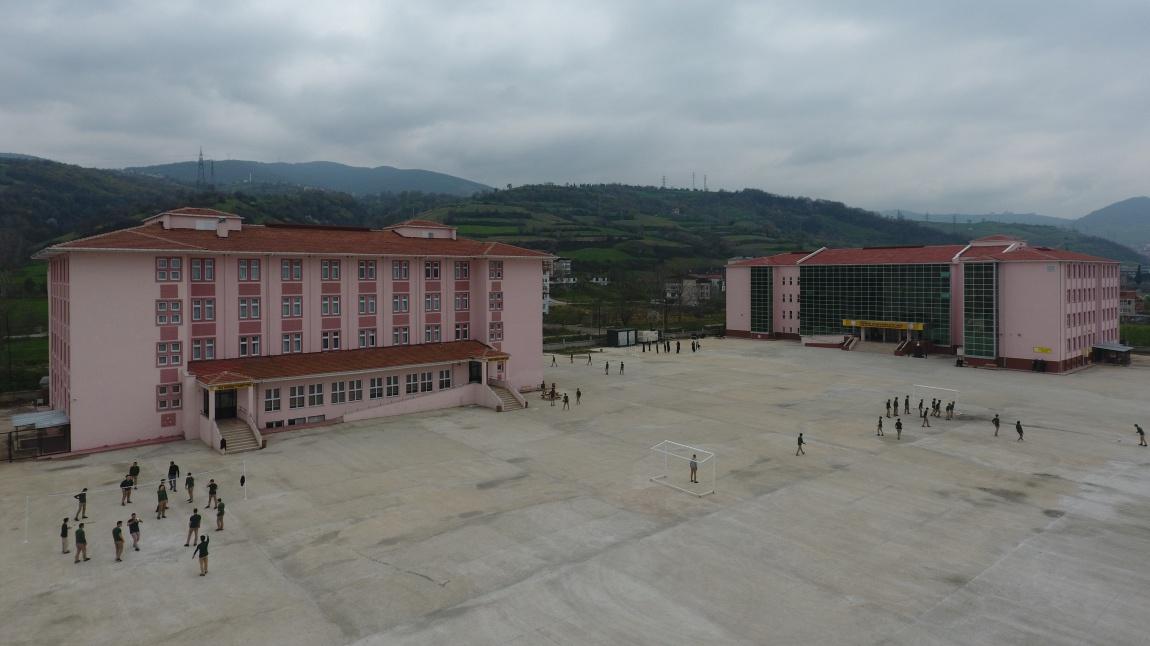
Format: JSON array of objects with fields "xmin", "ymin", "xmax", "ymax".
[
  {"xmin": 37, "ymin": 208, "xmax": 549, "ymax": 453},
  {"xmin": 726, "ymin": 235, "xmax": 1123, "ymax": 373}
]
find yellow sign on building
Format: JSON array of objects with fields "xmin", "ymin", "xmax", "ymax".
[
  {"xmin": 1032, "ymin": 346, "xmax": 1052, "ymax": 354},
  {"xmin": 842, "ymin": 319, "xmax": 924, "ymax": 331}
]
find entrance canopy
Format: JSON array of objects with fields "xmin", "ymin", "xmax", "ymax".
[
  {"xmin": 843, "ymin": 319, "xmax": 924, "ymax": 331},
  {"xmin": 11, "ymin": 409, "xmax": 70, "ymax": 430}
]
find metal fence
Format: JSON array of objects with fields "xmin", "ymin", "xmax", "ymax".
[{"xmin": 5, "ymin": 426, "xmax": 71, "ymax": 461}]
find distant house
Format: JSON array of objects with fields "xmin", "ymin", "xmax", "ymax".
[
  {"xmin": 665, "ymin": 273, "xmax": 726, "ymax": 306},
  {"xmin": 1120, "ymin": 290, "xmax": 1139, "ymax": 317},
  {"xmin": 589, "ymin": 276, "xmax": 610, "ymax": 286}
]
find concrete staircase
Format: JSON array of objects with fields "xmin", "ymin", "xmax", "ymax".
[
  {"xmin": 218, "ymin": 418, "xmax": 261, "ymax": 453},
  {"xmin": 489, "ymin": 384, "xmax": 524, "ymax": 412}
]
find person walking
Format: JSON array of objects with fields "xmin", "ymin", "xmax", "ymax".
[
  {"xmin": 73, "ymin": 488, "xmax": 88, "ymax": 521},
  {"xmin": 551, "ymin": 355, "xmax": 557, "ymax": 367},
  {"xmin": 896, "ymin": 418, "xmax": 903, "ymax": 440},
  {"xmin": 918, "ymin": 399, "xmax": 924, "ymax": 416},
  {"xmin": 127, "ymin": 513, "xmax": 142, "ymax": 551},
  {"xmin": 921, "ymin": 408, "xmax": 931, "ymax": 428},
  {"xmin": 60, "ymin": 518, "xmax": 70, "ymax": 554},
  {"xmin": 220, "ymin": 437, "xmax": 227, "ymax": 454},
  {"xmin": 129, "ymin": 461, "xmax": 141, "ymax": 489},
  {"xmin": 215, "ymin": 499, "xmax": 225, "ymax": 531},
  {"xmin": 113, "ymin": 521, "xmax": 125, "ymax": 562},
  {"xmin": 74, "ymin": 523, "xmax": 89, "ymax": 563},
  {"xmin": 120, "ymin": 475, "xmax": 134, "ymax": 505},
  {"xmin": 1015, "ymin": 420, "xmax": 1024, "ymax": 441},
  {"xmin": 156, "ymin": 482, "xmax": 168, "ymax": 519},
  {"xmin": 185, "ymin": 473, "xmax": 196, "ymax": 503},
  {"xmin": 167, "ymin": 461, "xmax": 180, "ymax": 491},
  {"xmin": 619, "ymin": 362, "xmax": 624, "ymax": 375},
  {"xmin": 587, "ymin": 353, "xmax": 592, "ymax": 365},
  {"xmin": 876, "ymin": 417, "xmax": 884, "ymax": 436},
  {"xmin": 193, "ymin": 535, "xmax": 210, "ymax": 576},
  {"xmin": 575, "ymin": 388, "xmax": 582, "ymax": 405},
  {"xmin": 992, "ymin": 414, "xmax": 1000, "ymax": 436},
  {"xmin": 185, "ymin": 509, "xmax": 202, "ymax": 546},
  {"xmin": 207, "ymin": 479, "xmax": 218, "ymax": 509},
  {"xmin": 1138, "ymin": 424, "xmax": 1147, "ymax": 447},
  {"xmin": 689, "ymin": 454, "xmax": 699, "ymax": 483},
  {"xmin": 795, "ymin": 433, "xmax": 806, "ymax": 456},
  {"xmin": 655, "ymin": 342, "xmax": 659, "ymax": 354},
  {"xmin": 562, "ymin": 393, "xmax": 570, "ymax": 410},
  {"xmin": 605, "ymin": 361, "xmax": 609, "ymax": 375},
  {"xmin": 550, "ymin": 390, "xmax": 556, "ymax": 407},
  {"xmin": 676, "ymin": 341, "xmax": 681, "ymax": 354},
  {"xmin": 570, "ymin": 353, "xmax": 574, "ymax": 364},
  {"xmin": 904, "ymin": 396, "xmax": 910, "ymax": 416}
]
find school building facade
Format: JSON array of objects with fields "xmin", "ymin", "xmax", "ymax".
[
  {"xmin": 726, "ymin": 235, "xmax": 1122, "ymax": 373},
  {"xmin": 36, "ymin": 208, "xmax": 549, "ymax": 453}
]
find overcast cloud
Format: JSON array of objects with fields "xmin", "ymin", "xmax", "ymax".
[{"xmin": 1, "ymin": 0, "xmax": 1147, "ymax": 217}]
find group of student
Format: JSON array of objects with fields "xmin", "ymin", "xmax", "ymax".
[
  {"xmin": 63, "ymin": 460, "xmax": 226, "ymax": 576},
  {"xmin": 640, "ymin": 338, "xmax": 701, "ymax": 354},
  {"xmin": 539, "ymin": 380, "xmax": 582, "ymax": 411}
]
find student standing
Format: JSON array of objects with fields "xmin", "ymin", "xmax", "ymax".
[
  {"xmin": 129, "ymin": 461, "xmax": 141, "ymax": 489},
  {"xmin": 207, "ymin": 479, "xmax": 219, "ymax": 509},
  {"xmin": 904, "ymin": 396, "xmax": 910, "ymax": 416},
  {"xmin": 113, "ymin": 521, "xmax": 125, "ymax": 562},
  {"xmin": 1138, "ymin": 424, "xmax": 1147, "ymax": 447},
  {"xmin": 156, "ymin": 482, "xmax": 168, "ymax": 519},
  {"xmin": 74, "ymin": 523, "xmax": 89, "ymax": 563},
  {"xmin": 575, "ymin": 388, "xmax": 582, "ymax": 405},
  {"xmin": 562, "ymin": 394, "xmax": 570, "ymax": 410},
  {"xmin": 605, "ymin": 361, "xmax": 609, "ymax": 375},
  {"xmin": 895, "ymin": 418, "xmax": 903, "ymax": 440},
  {"xmin": 795, "ymin": 433, "xmax": 806, "ymax": 456},
  {"xmin": 689, "ymin": 454, "xmax": 698, "ymax": 483},
  {"xmin": 60, "ymin": 518, "xmax": 70, "ymax": 554},
  {"xmin": 167, "ymin": 461, "xmax": 180, "ymax": 491},
  {"xmin": 73, "ymin": 488, "xmax": 88, "ymax": 520},
  {"xmin": 619, "ymin": 362, "xmax": 624, "ymax": 375},
  {"xmin": 193, "ymin": 535, "xmax": 210, "ymax": 576},
  {"xmin": 885, "ymin": 399, "xmax": 891, "ymax": 418},
  {"xmin": 921, "ymin": 409, "xmax": 931, "ymax": 428},
  {"xmin": 120, "ymin": 475, "xmax": 133, "ymax": 506},
  {"xmin": 587, "ymin": 353, "xmax": 592, "ymax": 365},
  {"xmin": 876, "ymin": 418, "xmax": 884, "ymax": 436},
  {"xmin": 185, "ymin": 473, "xmax": 195, "ymax": 503},
  {"xmin": 1015, "ymin": 420, "xmax": 1024, "ymax": 442},
  {"xmin": 918, "ymin": 399, "xmax": 924, "ymax": 416},
  {"xmin": 676, "ymin": 341, "xmax": 680, "ymax": 354},
  {"xmin": 992, "ymin": 414, "xmax": 1000, "ymax": 436},
  {"xmin": 551, "ymin": 355, "xmax": 557, "ymax": 367},
  {"xmin": 127, "ymin": 513, "xmax": 142, "ymax": 551},
  {"xmin": 215, "ymin": 499, "xmax": 225, "ymax": 531},
  {"xmin": 185, "ymin": 509, "xmax": 202, "ymax": 546}
]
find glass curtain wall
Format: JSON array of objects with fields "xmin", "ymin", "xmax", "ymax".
[
  {"xmin": 799, "ymin": 264, "xmax": 952, "ymax": 344},
  {"xmin": 963, "ymin": 262, "xmax": 998, "ymax": 358},
  {"xmin": 750, "ymin": 266, "xmax": 772, "ymax": 333}
]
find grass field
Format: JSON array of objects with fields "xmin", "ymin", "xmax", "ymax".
[
  {"xmin": 0, "ymin": 336, "xmax": 47, "ymax": 391},
  {"xmin": 1120, "ymin": 323, "xmax": 1150, "ymax": 346},
  {"xmin": 1, "ymin": 297, "xmax": 48, "ymax": 335}
]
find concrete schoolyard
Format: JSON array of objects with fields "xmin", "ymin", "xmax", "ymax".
[{"xmin": 2, "ymin": 338, "xmax": 1149, "ymax": 645}]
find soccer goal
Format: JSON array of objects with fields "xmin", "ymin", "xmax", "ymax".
[
  {"xmin": 650, "ymin": 441, "xmax": 715, "ymax": 497},
  {"xmin": 911, "ymin": 384, "xmax": 961, "ymax": 415}
]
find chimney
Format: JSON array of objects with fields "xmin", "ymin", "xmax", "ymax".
[{"xmin": 216, "ymin": 217, "xmax": 229, "ymax": 238}]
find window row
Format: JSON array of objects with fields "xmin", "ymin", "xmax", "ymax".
[
  {"xmin": 158, "ymin": 257, "xmax": 509, "ymax": 284},
  {"xmin": 156, "ymin": 383, "xmax": 182, "ymax": 410},
  {"xmin": 264, "ymin": 370, "xmax": 453, "ymax": 411}
]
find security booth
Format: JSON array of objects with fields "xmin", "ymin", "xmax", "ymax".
[
  {"xmin": 1092, "ymin": 342, "xmax": 1133, "ymax": 366},
  {"xmin": 606, "ymin": 328, "xmax": 637, "ymax": 347}
]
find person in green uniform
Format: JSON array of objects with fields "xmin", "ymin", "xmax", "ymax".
[
  {"xmin": 120, "ymin": 475, "xmax": 134, "ymax": 506},
  {"xmin": 74, "ymin": 523, "xmax": 89, "ymax": 563},
  {"xmin": 193, "ymin": 535, "xmax": 210, "ymax": 576},
  {"xmin": 129, "ymin": 461, "xmax": 141, "ymax": 489},
  {"xmin": 156, "ymin": 482, "xmax": 168, "ymax": 519},
  {"xmin": 112, "ymin": 521, "xmax": 125, "ymax": 562},
  {"xmin": 73, "ymin": 488, "xmax": 88, "ymax": 521},
  {"xmin": 185, "ymin": 509, "xmax": 202, "ymax": 546},
  {"xmin": 215, "ymin": 499, "xmax": 225, "ymax": 531},
  {"xmin": 184, "ymin": 473, "xmax": 195, "ymax": 504},
  {"xmin": 207, "ymin": 479, "xmax": 219, "ymax": 509},
  {"xmin": 60, "ymin": 518, "xmax": 70, "ymax": 554},
  {"xmin": 127, "ymin": 513, "xmax": 142, "ymax": 551},
  {"xmin": 895, "ymin": 418, "xmax": 903, "ymax": 440}
]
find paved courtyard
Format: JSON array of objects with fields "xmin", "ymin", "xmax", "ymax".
[{"xmin": 3, "ymin": 338, "xmax": 1150, "ymax": 645}]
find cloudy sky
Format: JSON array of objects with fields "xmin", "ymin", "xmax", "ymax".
[{"xmin": 2, "ymin": 1, "xmax": 1147, "ymax": 217}]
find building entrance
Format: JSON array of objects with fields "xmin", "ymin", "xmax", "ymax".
[{"xmin": 214, "ymin": 390, "xmax": 237, "ymax": 420}]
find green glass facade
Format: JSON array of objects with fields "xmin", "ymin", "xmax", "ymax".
[
  {"xmin": 798, "ymin": 264, "xmax": 952, "ymax": 344},
  {"xmin": 750, "ymin": 266, "xmax": 772, "ymax": 333},
  {"xmin": 962, "ymin": 262, "xmax": 998, "ymax": 358}
]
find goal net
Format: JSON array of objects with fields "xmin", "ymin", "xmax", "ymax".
[
  {"xmin": 650, "ymin": 441, "xmax": 715, "ymax": 497},
  {"xmin": 911, "ymin": 384, "xmax": 961, "ymax": 415}
]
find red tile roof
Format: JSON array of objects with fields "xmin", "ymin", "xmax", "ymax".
[
  {"xmin": 728, "ymin": 252, "xmax": 811, "ymax": 267},
  {"xmin": 958, "ymin": 246, "xmax": 1117, "ymax": 263},
  {"xmin": 800, "ymin": 245, "xmax": 967, "ymax": 265},
  {"xmin": 45, "ymin": 220, "xmax": 549, "ymax": 258},
  {"xmin": 384, "ymin": 219, "xmax": 455, "ymax": 229},
  {"xmin": 188, "ymin": 341, "xmax": 509, "ymax": 383},
  {"xmin": 732, "ymin": 240, "xmax": 1120, "ymax": 268}
]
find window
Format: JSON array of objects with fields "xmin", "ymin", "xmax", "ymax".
[
  {"xmin": 289, "ymin": 386, "xmax": 305, "ymax": 409},
  {"xmin": 308, "ymin": 383, "xmax": 324, "ymax": 406},
  {"xmin": 489, "ymin": 321, "xmax": 503, "ymax": 341},
  {"xmin": 191, "ymin": 338, "xmax": 216, "ymax": 361},
  {"xmin": 321, "ymin": 296, "xmax": 341, "ymax": 316},
  {"xmin": 489, "ymin": 261, "xmax": 503, "ymax": 279},
  {"xmin": 425, "ymin": 293, "xmax": 441, "ymax": 312},
  {"xmin": 264, "ymin": 388, "xmax": 281, "ymax": 412},
  {"xmin": 489, "ymin": 292, "xmax": 503, "ymax": 311},
  {"xmin": 281, "ymin": 259, "xmax": 302, "ymax": 281},
  {"xmin": 281, "ymin": 296, "xmax": 303, "ymax": 318},
  {"xmin": 348, "ymin": 379, "xmax": 363, "ymax": 402},
  {"xmin": 239, "ymin": 335, "xmax": 261, "ymax": 357},
  {"xmin": 358, "ymin": 295, "xmax": 376, "ymax": 314},
  {"xmin": 190, "ymin": 258, "xmax": 215, "ymax": 282},
  {"xmin": 321, "ymin": 259, "xmax": 341, "ymax": 281},
  {"xmin": 386, "ymin": 375, "xmax": 399, "ymax": 397},
  {"xmin": 455, "ymin": 322, "xmax": 470, "ymax": 340},
  {"xmin": 282, "ymin": 332, "xmax": 303, "ymax": 353},
  {"xmin": 155, "ymin": 300, "xmax": 182, "ymax": 325},
  {"xmin": 331, "ymin": 381, "xmax": 347, "ymax": 404},
  {"xmin": 238, "ymin": 259, "xmax": 261, "ymax": 282},
  {"xmin": 191, "ymin": 299, "xmax": 215, "ymax": 321},
  {"xmin": 156, "ymin": 257, "xmax": 182, "ymax": 282},
  {"xmin": 392, "ymin": 326, "xmax": 409, "ymax": 345},
  {"xmin": 358, "ymin": 260, "xmax": 377, "ymax": 280},
  {"xmin": 265, "ymin": 420, "xmax": 285, "ymax": 429},
  {"xmin": 424, "ymin": 260, "xmax": 440, "ymax": 279},
  {"xmin": 239, "ymin": 298, "xmax": 261, "ymax": 320},
  {"xmin": 439, "ymin": 369, "xmax": 452, "ymax": 389},
  {"xmin": 424, "ymin": 325, "xmax": 441, "ymax": 343},
  {"xmin": 321, "ymin": 331, "xmax": 341, "ymax": 351},
  {"xmin": 392, "ymin": 294, "xmax": 409, "ymax": 313},
  {"xmin": 392, "ymin": 260, "xmax": 409, "ymax": 280},
  {"xmin": 358, "ymin": 328, "xmax": 377, "ymax": 348},
  {"xmin": 454, "ymin": 261, "xmax": 470, "ymax": 280},
  {"xmin": 406, "ymin": 373, "xmax": 419, "ymax": 394},
  {"xmin": 369, "ymin": 377, "xmax": 384, "ymax": 399},
  {"xmin": 157, "ymin": 383, "xmax": 182, "ymax": 410},
  {"xmin": 156, "ymin": 342, "xmax": 181, "ymax": 366},
  {"xmin": 420, "ymin": 371, "xmax": 433, "ymax": 392},
  {"xmin": 455, "ymin": 292, "xmax": 470, "ymax": 311}
]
